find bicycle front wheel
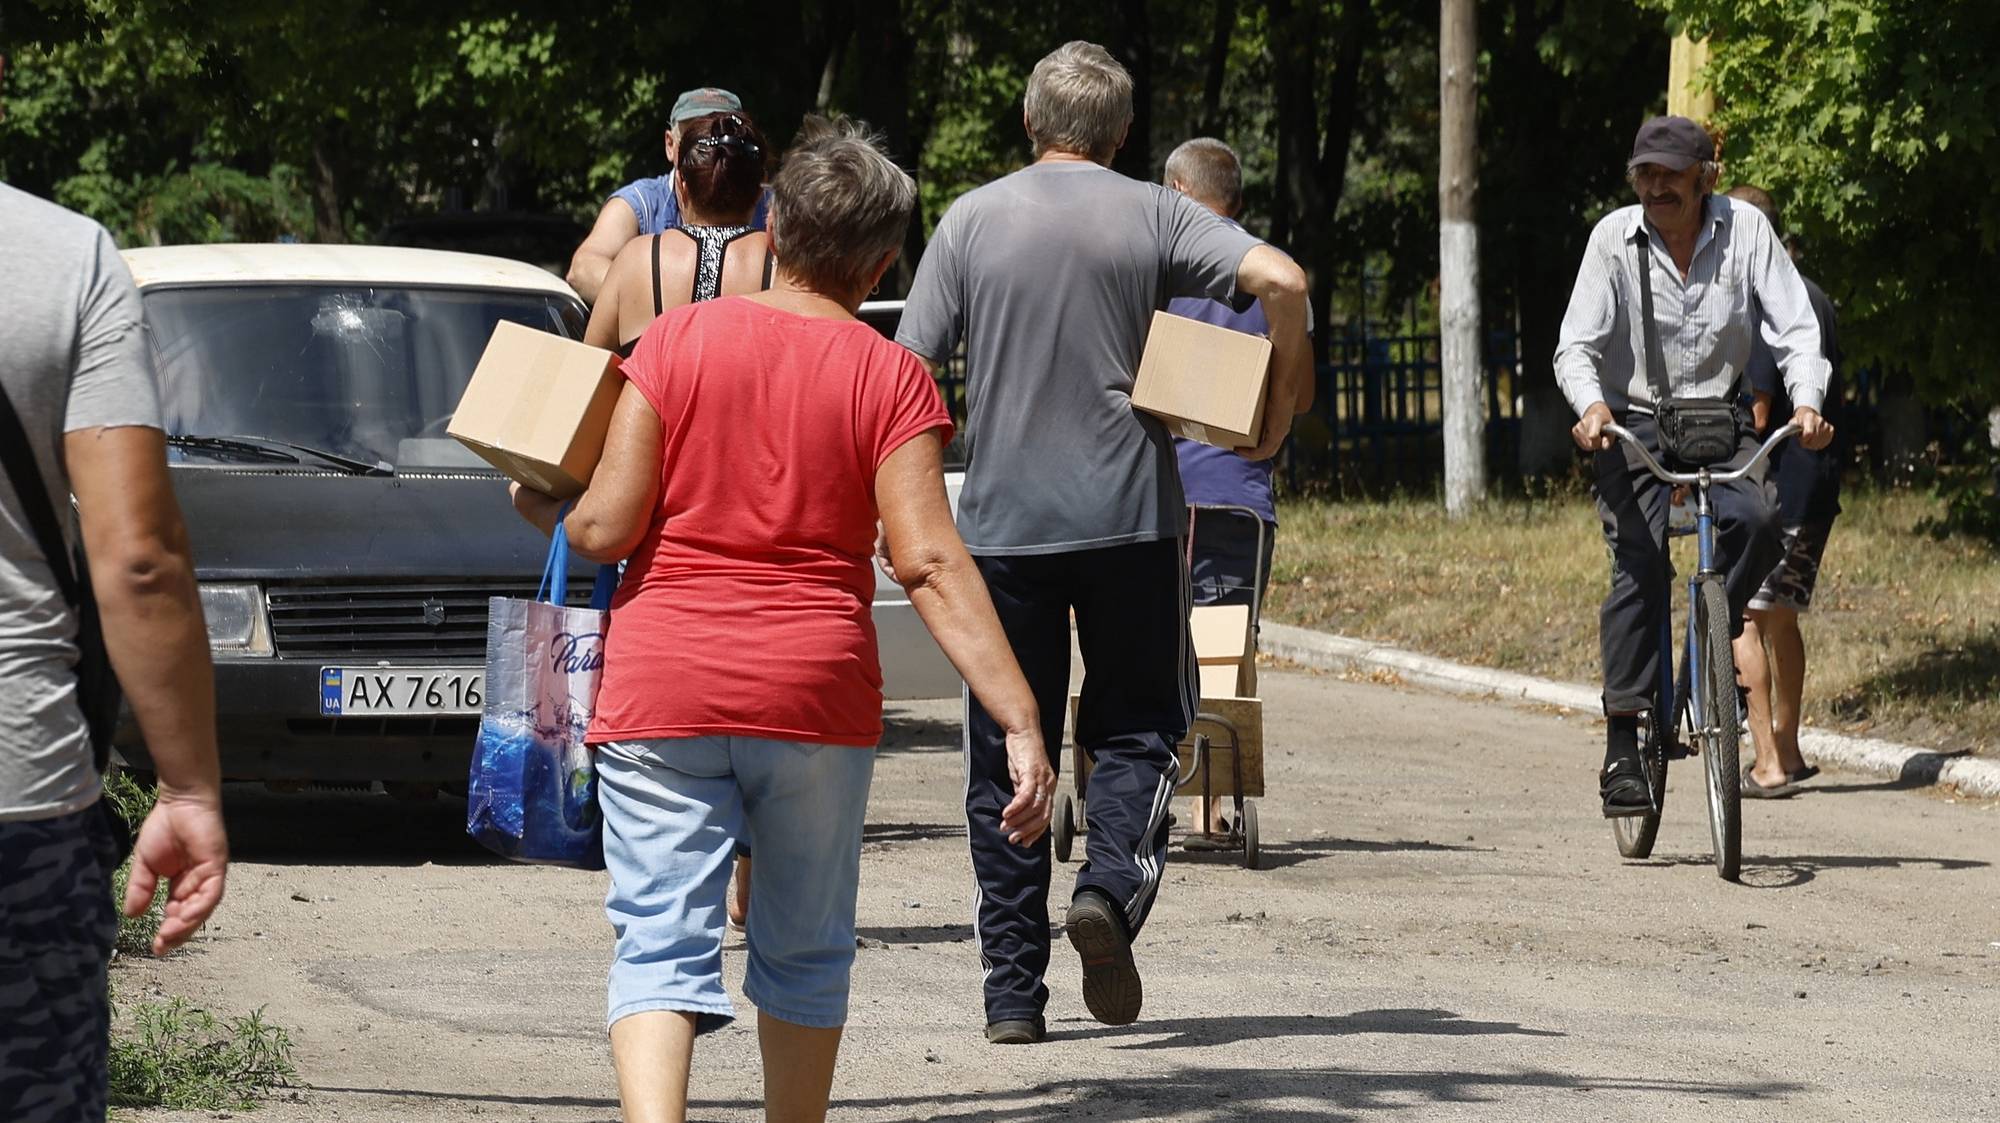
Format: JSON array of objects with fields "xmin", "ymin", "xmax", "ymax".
[{"xmin": 1697, "ymin": 577, "xmax": 1742, "ymax": 881}]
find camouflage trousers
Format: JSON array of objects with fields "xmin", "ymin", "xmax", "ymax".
[{"xmin": 0, "ymin": 804, "xmax": 120, "ymax": 1123}]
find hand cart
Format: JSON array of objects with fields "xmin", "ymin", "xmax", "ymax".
[{"xmin": 1051, "ymin": 503, "xmax": 1269, "ymax": 869}]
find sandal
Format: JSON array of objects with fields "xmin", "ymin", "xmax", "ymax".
[{"xmin": 1740, "ymin": 764, "xmax": 1799, "ymax": 799}]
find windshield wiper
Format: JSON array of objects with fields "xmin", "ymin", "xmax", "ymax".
[{"xmin": 168, "ymin": 435, "xmax": 392, "ymax": 476}]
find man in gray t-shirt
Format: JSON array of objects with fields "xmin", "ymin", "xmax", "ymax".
[
  {"xmin": 893, "ymin": 41, "xmax": 1312, "ymax": 1043},
  {"xmin": 0, "ymin": 178, "xmax": 228, "ymax": 1120}
]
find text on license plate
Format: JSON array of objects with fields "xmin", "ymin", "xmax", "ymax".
[{"xmin": 320, "ymin": 668, "xmax": 483, "ymax": 716}]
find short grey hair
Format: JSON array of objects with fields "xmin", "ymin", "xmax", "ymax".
[
  {"xmin": 769, "ymin": 116, "xmax": 916, "ymax": 299},
  {"xmin": 1023, "ymin": 41, "xmax": 1134, "ymax": 162},
  {"xmin": 1163, "ymin": 137, "xmax": 1242, "ymax": 214}
]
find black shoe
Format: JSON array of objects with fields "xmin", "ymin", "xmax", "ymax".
[
  {"xmin": 984, "ymin": 1016, "xmax": 1046, "ymax": 1045},
  {"xmin": 1600, "ymin": 756, "xmax": 1652, "ymax": 818},
  {"xmin": 1066, "ymin": 889, "xmax": 1142, "ymax": 1026}
]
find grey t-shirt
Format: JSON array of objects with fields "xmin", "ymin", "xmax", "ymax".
[
  {"xmin": 0, "ymin": 183, "xmax": 162, "ymax": 821},
  {"xmin": 896, "ymin": 161, "xmax": 1262, "ymax": 555}
]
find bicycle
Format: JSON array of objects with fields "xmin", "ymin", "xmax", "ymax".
[{"xmin": 1602, "ymin": 421, "xmax": 1798, "ymax": 882}]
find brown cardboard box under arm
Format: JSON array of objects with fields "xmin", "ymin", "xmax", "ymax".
[
  {"xmin": 1130, "ymin": 309, "xmax": 1272, "ymax": 449},
  {"xmin": 448, "ymin": 320, "xmax": 623, "ymax": 499}
]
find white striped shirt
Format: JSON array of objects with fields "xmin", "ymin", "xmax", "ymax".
[{"xmin": 1554, "ymin": 194, "xmax": 1829, "ymax": 418}]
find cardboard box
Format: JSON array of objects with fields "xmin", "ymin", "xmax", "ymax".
[
  {"xmin": 1130, "ymin": 310, "xmax": 1272, "ymax": 449},
  {"xmin": 1190, "ymin": 603, "xmax": 1252, "ymax": 665},
  {"xmin": 1066, "ymin": 693, "xmax": 1264, "ymax": 798},
  {"xmin": 448, "ymin": 321, "xmax": 623, "ymax": 499},
  {"xmin": 1191, "ymin": 604, "xmax": 1256, "ymax": 697},
  {"xmin": 1199, "ymin": 663, "xmax": 1242, "ymax": 700}
]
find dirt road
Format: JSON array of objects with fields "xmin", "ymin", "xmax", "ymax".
[{"xmin": 129, "ymin": 668, "xmax": 2000, "ymax": 1122}]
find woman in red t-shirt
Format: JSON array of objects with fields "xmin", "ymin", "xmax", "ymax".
[{"xmin": 512, "ymin": 118, "xmax": 1052, "ymax": 1123}]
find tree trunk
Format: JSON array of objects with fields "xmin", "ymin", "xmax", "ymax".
[
  {"xmin": 311, "ymin": 135, "xmax": 346, "ymax": 244},
  {"xmin": 1111, "ymin": 0, "xmax": 1154, "ymax": 180},
  {"xmin": 850, "ymin": 0, "xmax": 921, "ymax": 295},
  {"xmin": 1439, "ymin": 0, "xmax": 1486, "ymax": 513},
  {"xmin": 1200, "ymin": 0, "xmax": 1238, "ymax": 134}
]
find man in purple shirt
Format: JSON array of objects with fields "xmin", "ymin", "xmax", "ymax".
[{"xmin": 1162, "ymin": 138, "xmax": 1312, "ymax": 834}]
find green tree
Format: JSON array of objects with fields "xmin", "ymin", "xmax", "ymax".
[{"xmin": 1657, "ymin": 0, "xmax": 2000, "ymax": 406}]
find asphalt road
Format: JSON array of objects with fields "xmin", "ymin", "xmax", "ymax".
[{"xmin": 129, "ymin": 667, "xmax": 2000, "ymax": 1122}]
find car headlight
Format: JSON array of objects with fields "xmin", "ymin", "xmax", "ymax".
[{"xmin": 199, "ymin": 583, "xmax": 274, "ymax": 656}]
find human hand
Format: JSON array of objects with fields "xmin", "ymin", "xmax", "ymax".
[
  {"xmin": 1793, "ymin": 406, "xmax": 1834, "ymax": 451},
  {"xmin": 1571, "ymin": 402, "xmax": 1616, "ymax": 452},
  {"xmin": 998, "ymin": 728, "xmax": 1055, "ymax": 847},
  {"xmin": 123, "ymin": 790, "xmax": 229, "ymax": 956},
  {"xmin": 1239, "ymin": 413, "xmax": 1290, "ymax": 462}
]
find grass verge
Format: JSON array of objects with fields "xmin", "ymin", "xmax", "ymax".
[
  {"xmin": 108, "ymin": 996, "xmax": 297, "ymax": 1111},
  {"xmin": 1268, "ymin": 485, "xmax": 2000, "ymax": 753},
  {"xmin": 101, "ymin": 768, "xmax": 300, "ymax": 1111}
]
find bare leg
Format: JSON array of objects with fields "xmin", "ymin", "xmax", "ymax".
[
  {"xmin": 1762, "ymin": 605, "xmax": 1810, "ymax": 775},
  {"xmin": 729, "ymin": 855, "xmax": 751, "ymax": 929},
  {"xmin": 610, "ymin": 1011, "xmax": 698, "ymax": 1123},
  {"xmin": 759, "ymin": 1011, "xmax": 843, "ymax": 1123},
  {"xmin": 1735, "ymin": 613, "xmax": 1786, "ymax": 787}
]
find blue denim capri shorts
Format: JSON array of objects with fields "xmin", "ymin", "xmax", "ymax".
[{"xmin": 595, "ymin": 735, "xmax": 875, "ymax": 1033}]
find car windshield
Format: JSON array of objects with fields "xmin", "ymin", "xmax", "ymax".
[{"xmin": 142, "ymin": 284, "xmax": 586, "ymax": 470}]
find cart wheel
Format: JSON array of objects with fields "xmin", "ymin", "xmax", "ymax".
[
  {"xmin": 1053, "ymin": 792, "xmax": 1076, "ymax": 863},
  {"xmin": 1240, "ymin": 800, "xmax": 1261, "ymax": 870}
]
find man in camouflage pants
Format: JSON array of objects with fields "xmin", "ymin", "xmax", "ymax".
[{"xmin": 0, "ymin": 52, "xmax": 230, "ymax": 1122}]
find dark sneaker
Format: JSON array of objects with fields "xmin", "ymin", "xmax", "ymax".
[
  {"xmin": 984, "ymin": 1016, "xmax": 1046, "ymax": 1045},
  {"xmin": 1066, "ymin": 889, "xmax": 1142, "ymax": 1026},
  {"xmin": 1600, "ymin": 756, "xmax": 1651, "ymax": 818}
]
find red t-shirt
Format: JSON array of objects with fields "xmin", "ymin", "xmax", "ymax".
[{"xmin": 587, "ymin": 296, "xmax": 954, "ymax": 747}]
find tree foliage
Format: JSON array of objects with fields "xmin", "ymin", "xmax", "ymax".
[{"xmin": 1658, "ymin": 0, "xmax": 2000, "ymax": 405}]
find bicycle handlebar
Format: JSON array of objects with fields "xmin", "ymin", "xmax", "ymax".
[{"xmin": 1603, "ymin": 422, "xmax": 1801, "ymax": 486}]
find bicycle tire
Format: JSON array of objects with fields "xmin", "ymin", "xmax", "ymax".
[
  {"xmin": 1698, "ymin": 578, "xmax": 1742, "ymax": 881},
  {"xmin": 1053, "ymin": 792, "xmax": 1076, "ymax": 864},
  {"xmin": 1613, "ymin": 707, "xmax": 1669, "ymax": 859}
]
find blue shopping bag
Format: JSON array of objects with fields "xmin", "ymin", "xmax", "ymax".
[{"xmin": 466, "ymin": 521, "xmax": 619, "ymax": 869}]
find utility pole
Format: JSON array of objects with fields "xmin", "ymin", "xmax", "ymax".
[{"xmin": 1438, "ymin": 0, "xmax": 1486, "ymax": 515}]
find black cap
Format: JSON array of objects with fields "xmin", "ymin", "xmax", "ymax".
[{"xmin": 1628, "ymin": 115, "xmax": 1713, "ymax": 172}]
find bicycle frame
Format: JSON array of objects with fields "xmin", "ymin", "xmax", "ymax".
[{"xmin": 1607, "ymin": 421, "xmax": 1800, "ymax": 770}]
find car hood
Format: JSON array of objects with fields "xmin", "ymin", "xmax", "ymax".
[
  {"xmin": 171, "ymin": 467, "xmax": 569, "ymax": 581},
  {"xmin": 174, "ymin": 467, "xmax": 966, "ymax": 587}
]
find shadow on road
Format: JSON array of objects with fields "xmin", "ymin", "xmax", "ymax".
[
  {"xmin": 319, "ymin": 1057, "xmax": 1801, "ymax": 1122},
  {"xmin": 1176, "ymin": 835, "xmax": 1489, "ymax": 871},
  {"xmin": 856, "ymin": 922, "xmax": 976, "ymax": 946},
  {"xmin": 1641, "ymin": 851, "xmax": 1989, "ymax": 889},
  {"xmin": 222, "ymin": 784, "xmax": 499, "ymax": 867},
  {"xmin": 1801, "ymin": 749, "xmax": 1975, "ymax": 795},
  {"xmin": 878, "ymin": 709, "xmax": 964, "ymax": 754},
  {"xmin": 1052, "ymin": 1006, "xmax": 1565, "ymax": 1050},
  {"xmin": 719, "ymin": 1062, "xmax": 1796, "ymax": 1123}
]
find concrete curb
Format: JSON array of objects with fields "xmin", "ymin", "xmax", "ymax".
[{"xmin": 1262, "ymin": 621, "xmax": 2000, "ymax": 801}]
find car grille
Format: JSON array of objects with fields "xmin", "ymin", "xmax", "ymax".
[{"xmin": 266, "ymin": 581, "xmax": 596, "ymax": 660}]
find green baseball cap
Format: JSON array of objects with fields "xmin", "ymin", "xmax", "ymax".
[{"xmin": 671, "ymin": 87, "xmax": 744, "ymax": 125}]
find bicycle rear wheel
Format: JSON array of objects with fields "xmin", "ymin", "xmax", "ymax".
[
  {"xmin": 1697, "ymin": 578, "xmax": 1742, "ymax": 881},
  {"xmin": 1613, "ymin": 707, "xmax": 1668, "ymax": 859}
]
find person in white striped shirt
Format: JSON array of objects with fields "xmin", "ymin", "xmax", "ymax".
[{"xmin": 1553, "ymin": 115, "xmax": 1834, "ymax": 816}]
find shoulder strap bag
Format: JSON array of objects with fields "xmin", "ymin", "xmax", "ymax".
[{"xmin": 1632, "ymin": 227, "xmax": 1740, "ymax": 468}]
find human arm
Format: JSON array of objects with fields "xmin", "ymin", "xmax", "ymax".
[
  {"xmin": 510, "ymin": 381, "xmax": 662, "ymax": 564},
  {"xmin": 875, "ymin": 432, "xmax": 1051, "ymax": 845},
  {"xmin": 582, "ymin": 264, "xmax": 626, "ymax": 350},
  {"xmin": 566, "ymin": 198, "xmax": 642, "ymax": 305},
  {"xmin": 1554, "ymin": 229, "xmax": 1622, "ymax": 451},
  {"xmin": 67, "ymin": 426, "xmax": 227, "ymax": 956},
  {"xmin": 1745, "ymin": 212, "xmax": 1830, "ymax": 448},
  {"xmin": 1234, "ymin": 245, "xmax": 1312, "ymax": 460}
]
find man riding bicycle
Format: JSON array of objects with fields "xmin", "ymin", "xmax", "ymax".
[{"xmin": 1553, "ymin": 116, "xmax": 1835, "ymax": 817}]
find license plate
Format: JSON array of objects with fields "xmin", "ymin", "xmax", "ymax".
[{"xmin": 320, "ymin": 667, "xmax": 483, "ymax": 716}]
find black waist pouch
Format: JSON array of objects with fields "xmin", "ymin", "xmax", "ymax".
[{"xmin": 1657, "ymin": 396, "xmax": 1740, "ymax": 467}]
